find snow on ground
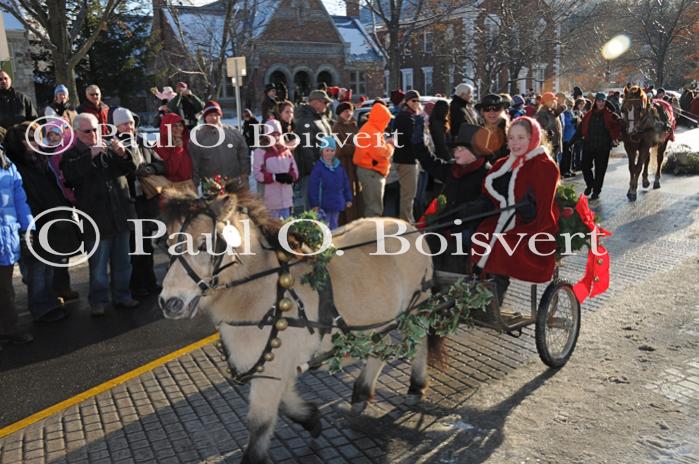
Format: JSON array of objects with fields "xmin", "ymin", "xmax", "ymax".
[{"xmin": 671, "ymin": 126, "xmax": 699, "ymax": 153}]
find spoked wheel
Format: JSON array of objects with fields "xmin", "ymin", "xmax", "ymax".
[{"xmin": 535, "ymin": 281, "xmax": 581, "ymax": 368}]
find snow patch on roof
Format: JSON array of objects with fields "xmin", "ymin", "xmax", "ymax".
[{"xmin": 332, "ymin": 16, "xmax": 383, "ymax": 62}]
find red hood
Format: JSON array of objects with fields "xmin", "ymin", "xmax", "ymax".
[{"xmin": 159, "ymin": 113, "xmax": 189, "ymax": 148}]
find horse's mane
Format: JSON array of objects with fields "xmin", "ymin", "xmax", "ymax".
[{"xmin": 160, "ymin": 181, "xmax": 285, "ymax": 245}]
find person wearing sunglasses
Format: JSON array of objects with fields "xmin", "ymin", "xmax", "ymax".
[
  {"xmin": 474, "ymin": 93, "xmax": 510, "ymax": 161},
  {"xmin": 77, "ymin": 85, "xmax": 110, "ymax": 135},
  {"xmin": 60, "ymin": 113, "xmax": 138, "ymax": 316}
]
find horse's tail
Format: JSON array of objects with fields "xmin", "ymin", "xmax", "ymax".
[{"xmin": 427, "ymin": 329, "xmax": 448, "ymax": 368}]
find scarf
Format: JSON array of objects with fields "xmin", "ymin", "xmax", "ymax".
[
  {"xmin": 450, "ymin": 157, "xmax": 485, "ymax": 178},
  {"xmin": 321, "ymin": 157, "xmax": 340, "ymax": 171}
]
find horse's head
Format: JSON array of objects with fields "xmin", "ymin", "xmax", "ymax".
[
  {"xmin": 158, "ymin": 184, "xmax": 283, "ymax": 320},
  {"xmin": 621, "ymin": 85, "xmax": 648, "ymax": 134}
]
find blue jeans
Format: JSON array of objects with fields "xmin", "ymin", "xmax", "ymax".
[
  {"xmin": 86, "ymin": 231, "xmax": 133, "ymax": 305},
  {"xmin": 19, "ymin": 255, "xmax": 57, "ymax": 319},
  {"xmin": 325, "ymin": 211, "xmax": 340, "ymax": 230}
]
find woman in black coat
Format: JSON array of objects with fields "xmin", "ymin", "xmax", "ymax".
[
  {"xmin": 413, "ymin": 121, "xmax": 489, "ymax": 273},
  {"xmin": 429, "ymin": 100, "xmax": 451, "ymax": 160}
]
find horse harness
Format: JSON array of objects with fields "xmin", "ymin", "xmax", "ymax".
[
  {"xmin": 169, "ymin": 201, "xmax": 528, "ymax": 384},
  {"xmin": 171, "ymin": 206, "xmax": 431, "ymax": 384}
]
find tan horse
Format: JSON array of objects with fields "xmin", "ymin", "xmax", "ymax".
[
  {"xmin": 158, "ymin": 185, "xmax": 435, "ymax": 464},
  {"xmin": 621, "ymin": 86, "xmax": 671, "ymax": 201}
]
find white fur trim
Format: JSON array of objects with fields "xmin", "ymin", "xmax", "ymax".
[{"xmin": 477, "ymin": 146, "xmax": 547, "ymax": 269}]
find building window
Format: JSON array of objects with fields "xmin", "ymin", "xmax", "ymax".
[
  {"xmin": 422, "ymin": 67, "xmax": 433, "ymax": 95},
  {"xmin": 423, "ymin": 30, "xmax": 433, "ymax": 54},
  {"xmin": 349, "ymin": 70, "xmax": 367, "ymax": 96},
  {"xmin": 401, "ymin": 68, "xmax": 414, "ymax": 91}
]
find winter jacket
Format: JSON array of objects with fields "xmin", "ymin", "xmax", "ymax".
[
  {"xmin": 44, "ymin": 101, "xmax": 77, "ymax": 126},
  {"xmin": 448, "ymin": 95, "xmax": 479, "ymax": 139},
  {"xmin": 253, "ymin": 145, "xmax": 298, "ymax": 210},
  {"xmin": 9, "ymin": 153, "xmax": 79, "ymax": 260},
  {"xmin": 471, "ymin": 147, "xmax": 560, "ymax": 283},
  {"xmin": 77, "ymin": 101, "xmax": 110, "ymax": 135},
  {"xmin": 394, "ymin": 107, "xmax": 420, "ymax": 164},
  {"xmin": 579, "ymin": 107, "xmax": 622, "ymax": 152},
  {"xmin": 561, "ymin": 109, "xmax": 576, "ymax": 143},
  {"xmin": 188, "ymin": 124, "xmax": 250, "ymax": 186},
  {"xmin": 332, "ymin": 118, "xmax": 360, "ymax": 223},
  {"xmin": 414, "ymin": 141, "xmax": 487, "ymax": 227},
  {"xmin": 168, "ymin": 93, "xmax": 204, "ymax": 128},
  {"xmin": 261, "ymin": 96, "xmax": 278, "ymax": 120},
  {"xmin": 429, "ymin": 102, "xmax": 451, "ymax": 160},
  {"xmin": 155, "ymin": 113, "xmax": 192, "ymax": 182},
  {"xmin": 0, "ymin": 88, "xmax": 37, "ymax": 130},
  {"xmin": 60, "ymin": 140, "xmax": 136, "ymax": 240},
  {"xmin": 243, "ymin": 116, "xmax": 260, "ymax": 148},
  {"xmin": 353, "ymin": 104, "xmax": 395, "ymax": 177},
  {"xmin": 0, "ymin": 159, "xmax": 34, "ymax": 265},
  {"xmin": 293, "ymin": 104, "xmax": 333, "ymax": 177},
  {"xmin": 308, "ymin": 158, "xmax": 352, "ymax": 213}
]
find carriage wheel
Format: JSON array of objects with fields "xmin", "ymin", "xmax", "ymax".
[{"xmin": 535, "ymin": 281, "xmax": 581, "ymax": 368}]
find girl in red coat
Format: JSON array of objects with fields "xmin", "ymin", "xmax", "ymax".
[{"xmin": 470, "ymin": 116, "xmax": 560, "ymax": 303}]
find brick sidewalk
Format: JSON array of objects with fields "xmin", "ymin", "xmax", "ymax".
[{"xmin": 1, "ymin": 166, "xmax": 699, "ymax": 464}]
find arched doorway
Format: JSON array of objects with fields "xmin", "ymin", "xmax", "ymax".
[
  {"xmin": 293, "ymin": 71, "xmax": 311, "ymax": 102},
  {"xmin": 317, "ymin": 70, "xmax": 333, "ymax": 87},
  {"xmin": 270, "ymin": 70, "xmax": 288, "ymax": 100}
]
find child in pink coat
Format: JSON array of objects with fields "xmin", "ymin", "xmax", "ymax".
[{"xmin": 253, "ymin": 120, "xmax": 299, "ymax": 219}]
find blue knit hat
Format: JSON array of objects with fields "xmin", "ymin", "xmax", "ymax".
[
  {"xmin": 319, "ymin": 135, "xmax": 336, "ymax": 151},
  {"xmin": 54, "ymin": 84, "xmax": 69, "ymax": 96},
  {"xmin": 594, "ymin": 92, "xmax": 606, "ymax": 101}
]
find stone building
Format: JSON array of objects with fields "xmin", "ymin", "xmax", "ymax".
[{"xmin": 150, "ymin": 0, "xmax": 385, "ymax": 113}]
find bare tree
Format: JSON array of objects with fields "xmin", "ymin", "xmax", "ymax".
[
  {"xmin": 0, "ymin": 0, "xmax": 123, "ymax": 103},
  {"xmin": 360, "ymin": 0, "xmax": 457, "ymax": 90},
  {"xmin": 160, "ymin": 0, "xmax": 266, "ymax": 99},
  {"xmin": 621, "ymin": 0, "xmax": 699, "ymax": 86}
]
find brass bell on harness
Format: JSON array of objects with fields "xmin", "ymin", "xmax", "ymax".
[
  {"xmin": 270, "ymin": 337, "xmax": 282, "ymax": 349},
  {"xmin": 278, "ymin": 273, "xmax": 294, "ymax": 289},
  {"xmin": 256, "ymin": 365, "xmax": 265, "ymax": 373},
  {"xmin": 215, "ymin": 341, "xmax": 224, "ymax": 352},
  {"xmin": 276, "ymin": 250, "xmax": 290, "ymax": 263},
  {"xmin": 593, "ymin": 276, "xmax": 600, "ymax": 283},
  {"xmin": 264, "ymin": 352, "xmax": 275, "ymax": 362},
  {"xmin": 278, "ymin": 297, "xmax": 293, "ymax": 312},
  {"xmin": 597, "ymin": 258, "xmax": 604, "ymax": 265},
  {"xmin": 275, "ymin": 318, "xmax": 289, "ymax": 331}
]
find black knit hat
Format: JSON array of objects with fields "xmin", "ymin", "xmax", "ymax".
[
  {"xmin": 265, "ymin": 84, "xmax": 276, "ymax": 93},
  {"xmin": 336, "ymin": 101, "xmax": 354, "ymax": 115}
]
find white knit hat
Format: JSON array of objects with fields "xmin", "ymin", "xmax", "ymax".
[
  {"xmin": 264, "ymin": 119, "xmax": 282, "ymax": 135},
  {"xmin": 113, "ymin": 107, "xmax": 135, "ymax": 126}
]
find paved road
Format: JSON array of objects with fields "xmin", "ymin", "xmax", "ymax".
[
  {"xmin": 0, "ymin": 130, "xmax": 698, "ymax": 462},
  {"xmin": 0, "ymin": 258, "xmax": 213, "ymax": 427}
]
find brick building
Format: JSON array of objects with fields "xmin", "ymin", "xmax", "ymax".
[
  {"xmin": 377, "ymin": 0, "xmax": 561, "ymax": 98},
  {"xmin": 150, "ymin": 0, "xmax": 385, "ymax": 114}
]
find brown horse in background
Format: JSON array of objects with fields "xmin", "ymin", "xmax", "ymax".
[{"xmin": 621, "ymin": 86, "xmax": 673, "ymax": 201}]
